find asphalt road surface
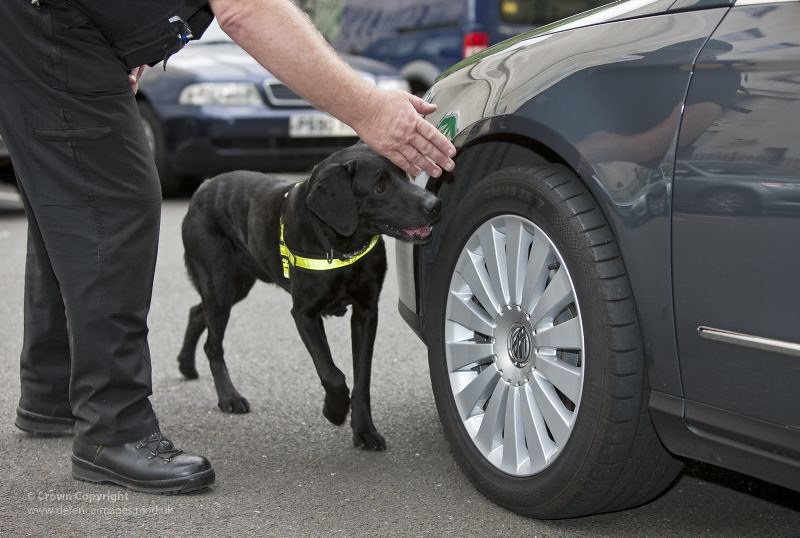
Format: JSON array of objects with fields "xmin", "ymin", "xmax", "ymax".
[{"xmin": 0, "ymin": 185, "xmax": 797, "ymax": 536}]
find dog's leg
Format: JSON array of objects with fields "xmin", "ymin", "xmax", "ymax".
[
  {"xmin": 203, "ymin": 298, "xmax": 250, "ymax": 413},
  {"xmin": 177, "ymin": 303, "xmax": 206, "ymax": 379},
  {"xmin": 350, "ymin": 304, "xmax": 386, "ymax": 450},
  {"xmin": 291, "ymin": 306, "xmax": 351, "ymax": 425}
]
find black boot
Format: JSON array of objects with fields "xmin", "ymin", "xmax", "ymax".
[
  {"xmin": 72, "ymin": 431, "xmax": 215, "ymax": 494},
  {"xmin": 16, "ymin": 406, "xmax": 75, "ymax": 437}
]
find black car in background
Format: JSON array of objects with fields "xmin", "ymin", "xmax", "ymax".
[
  {"xmin": 136, "ymin": 21, "xmax": 409, "ymax": 195},
  {"xmin": 397, "ymin": 0, "xmax": 800, "ymax": 519}
]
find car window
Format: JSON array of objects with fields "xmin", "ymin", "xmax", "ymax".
[{"xmin": 500, "ymin": 0, "xmax": 608, "ymax": 24}]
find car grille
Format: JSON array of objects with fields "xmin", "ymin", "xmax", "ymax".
[{"xmin": 263, "ymin": 82, "xmax": 311, "ymax": 108}]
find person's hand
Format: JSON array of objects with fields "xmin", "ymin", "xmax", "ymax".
[
  {"xmin": 128, "ymin": 66, "xmax": 145, "ymax": 94},
  {"xmin": 355, "ymin": 88, "xmax": 456, "ymax": 178}
]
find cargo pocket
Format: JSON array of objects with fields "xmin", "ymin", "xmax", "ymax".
[
  {"xmin": 34, "ymin": 126, "xmax": 113, "ymax": 142},
  {"xmin": 23, "ymin": 104, "xmax": 161, "ymax": 206}
]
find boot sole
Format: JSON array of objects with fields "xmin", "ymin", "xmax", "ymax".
[
  {"xmin": 71, "ymin": 455, "xmax": 215, "ymax": 495},
  {"xmin": 15, "ymin": 408, "xmax": 74, "ymax": 437}
]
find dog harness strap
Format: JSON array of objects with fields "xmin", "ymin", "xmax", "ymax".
[{"xmin": 279, "ymin": 219, "xmax": 379, "ymax": 279}]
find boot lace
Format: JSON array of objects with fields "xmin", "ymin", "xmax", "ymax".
[{"xmin": 137, "ymin": 431, "xmax": 185, "ymax": 463}]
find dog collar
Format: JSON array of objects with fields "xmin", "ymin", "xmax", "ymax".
[{"xmin": 279, "ymin": 218, "xmax": 379, "ymax": 279}]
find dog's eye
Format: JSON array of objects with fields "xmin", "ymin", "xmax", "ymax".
[{"xmin": 374, "ymin": 181, "xmax": 386, "ymax": 194}]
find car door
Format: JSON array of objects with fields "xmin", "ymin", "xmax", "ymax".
[{"xmin": 672, "ymin": 0, "xmax": 800, "ymax": 454}]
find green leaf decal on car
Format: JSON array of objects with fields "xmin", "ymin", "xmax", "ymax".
[{"xmin": 437, "ymin": 113, "xmax": 459, "ymax": 141}]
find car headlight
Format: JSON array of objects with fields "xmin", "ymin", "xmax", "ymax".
[
  {"xmin": 178, "ymin": 82, "xmax": 263, "ymax": 106},
  {"xmin": 376, "ymin": 77, "xmax": 411, "ymax": 93}
]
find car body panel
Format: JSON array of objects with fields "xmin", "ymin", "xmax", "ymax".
[
  {"xmin": 396, "ymin": 0, "xmax": 800, "ymax": 491},
  {"xmin": 672, "ymin": 3, "xmax": 800, "ymax": 429}
]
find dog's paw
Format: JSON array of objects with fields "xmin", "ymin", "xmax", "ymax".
[
  {"xmin": 322, "ymin": 389, "xmax": 351, "ymax": 425},
  {"xmin": 353, "ymin": 429, "xmax": 387, "ymax": 451},
  {"xmin": 218, "ymin": 396, "xmax": 250, "ymax": 414},
  {"xmin": 178, "ymin": 363, "xmax": 199, "ymax": 380},
  {"xmin": 177, "ymin": 355, "xmax": 199, "ymax": 380}
]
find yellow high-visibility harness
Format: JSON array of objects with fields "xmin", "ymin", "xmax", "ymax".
[{"xmin": 279, "ymin": 218, "xmax": 380, "ymax": 279}]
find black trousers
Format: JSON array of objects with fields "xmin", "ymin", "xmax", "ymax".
[{"xmin": 0, "ymin": 1, "xmax": 161, "ymax": 444}]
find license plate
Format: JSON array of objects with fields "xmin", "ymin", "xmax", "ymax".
[{"xmin": 289, "ymin": 114, "xmax": 356, "ymax": 138}]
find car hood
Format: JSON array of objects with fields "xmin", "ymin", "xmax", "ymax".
[{"xmin": 168, "ymin": 42, "xmax": 401, "ymax": 81}]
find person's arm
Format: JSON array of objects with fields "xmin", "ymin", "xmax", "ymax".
[{"xmin": 208, "ymin": 0, "xmax": 456, "ymax": 177}]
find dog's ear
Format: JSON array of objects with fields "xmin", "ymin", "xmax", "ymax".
[{"xmin": 306, "ymin": 159, "xmax": 359, "ymax": 236}]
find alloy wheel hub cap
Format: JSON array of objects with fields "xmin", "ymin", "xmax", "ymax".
[
  {"xmin": 494, "ymin": 305, "xmax": 535, "ymax": 386},
  {"xmin": 443, "ymin": 214, "xmax": 585, "ymax": 476}
]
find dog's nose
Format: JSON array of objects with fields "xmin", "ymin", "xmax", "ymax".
[{"xmin": 423, "ymin": 196, "xmax": 441, "ymax": 218}]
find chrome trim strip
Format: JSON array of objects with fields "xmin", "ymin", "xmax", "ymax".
[
  {"xmin": 697, "ymin": 326, "xmax": 800, "ymax": 358},
  {"xmin": 735, "ymin": 0, "xmax": 797, "ymax": 5}
]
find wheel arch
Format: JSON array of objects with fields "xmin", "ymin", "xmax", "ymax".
[
  {"xmin": 421, "ymin": 115, "xmax": 614, "ymax": 314},
  {"xmin": 420, "ymin": 118, "xmax": 582, "ymax": 332},
  {"xmin": 440, "ymin": 115, "xmax": 627, "ymax": 236},
  {"xmin": 428, "ymin": 115, "xmax": 583, "ymax": 235},
  {"xmin": 418, "ymin": 114, "xmax": 679, "ymax": 398}
]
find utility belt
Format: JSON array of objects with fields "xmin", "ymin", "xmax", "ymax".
[{"xmin": 70, "ymin": 0, "xmax": 214, "ymax": 69}]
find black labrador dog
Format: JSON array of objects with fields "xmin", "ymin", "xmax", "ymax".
[{"xmin": 178, "ymin": 144, "xmax": 440, "ymax": 450}]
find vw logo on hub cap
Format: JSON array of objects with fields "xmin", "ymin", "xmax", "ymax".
[{"xmin": 508, "ymin": 323, "xmax": 532, "ymax": 367}]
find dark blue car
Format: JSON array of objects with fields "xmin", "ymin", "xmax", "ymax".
[
  {"xmin": 136, "ymin": 21, "xmax": 409, "ymax": 195},
  {"xmin": 397, "ymin": 0, "xmax": 800, "ymax": 519},
  {"xmin": 301, "ymin": 0, "xmax": 608, "ymax": 94}
]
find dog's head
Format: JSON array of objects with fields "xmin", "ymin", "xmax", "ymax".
[{"xmin": 305, "ymin": 144, "xmax": 441, "ymax": 244}]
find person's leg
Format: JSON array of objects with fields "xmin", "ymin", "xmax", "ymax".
[
  {"xmin": 30, "ymin": 175, "xmax": 163, "ymax": 445},
  {"xmin": 0, "ymin": 64, "xmax": 161, "ymax": 446},
  {"xmin": 0, "ymin": 0, "xmax": 212, "ymax": 493},
  {"xmin": 14, "ymin": 181, "xmax": 74, "ymax": 435},
  {"xmin": 0, "ymin": 0, "xmax": 165, "ymax": 444}
]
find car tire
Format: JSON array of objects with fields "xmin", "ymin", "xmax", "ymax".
[
  {"xmin": 137, "ymin": 100, "xmax": 183, "ymax": 197},
  {"xmin": 426, "ymin": 164, "xmax": 682, "ymax": 518}
]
